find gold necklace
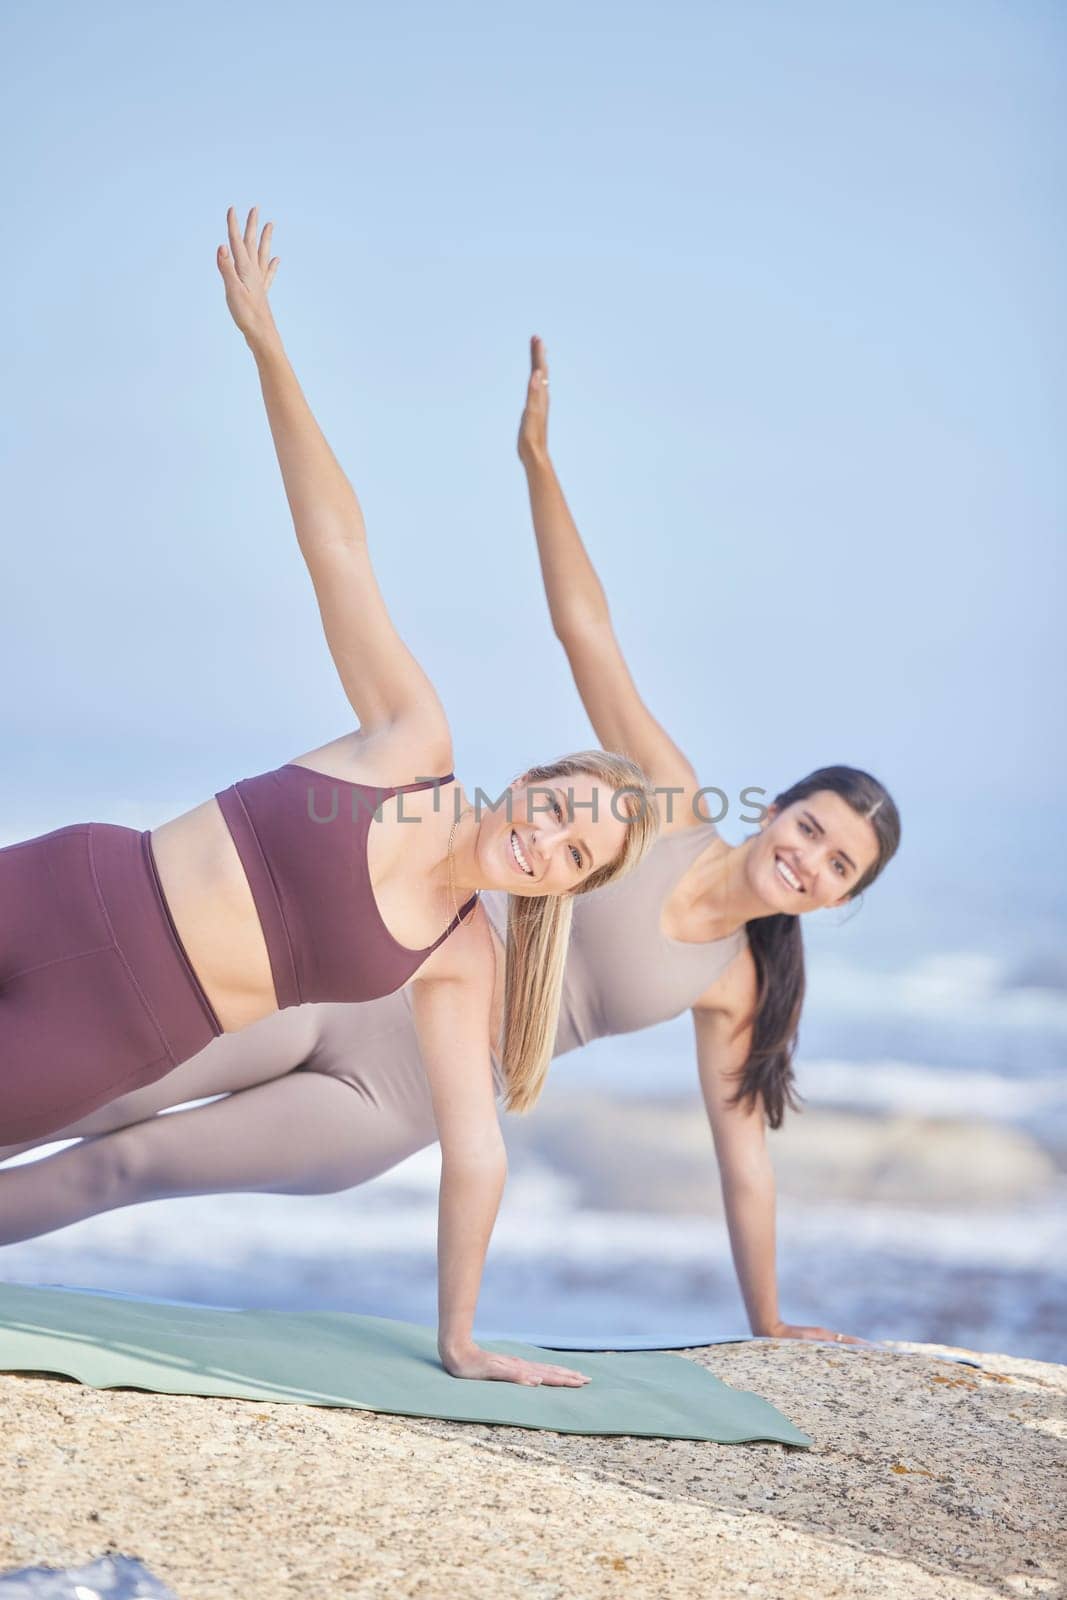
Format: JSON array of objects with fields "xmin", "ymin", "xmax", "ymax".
[{"xmin": 446, "ymin": 806, "xmax": 479, "ymax": 934}]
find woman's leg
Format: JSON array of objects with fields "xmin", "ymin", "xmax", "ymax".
[
  {"xmin": 0, "ymin": 1064, "xmax": 436, "ymax": 1247},
  {"xmin": 0, "ymin": 1005, "xmax": 324, "ymax": 1163}
]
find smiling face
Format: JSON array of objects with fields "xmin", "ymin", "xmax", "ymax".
[
  {"xmin": 474, "ymin": 772, "xmax": 633, "ymax": 898},
  {"xmin": 753, "ymin": 790, "xmax": 882, "ymax": 912}
]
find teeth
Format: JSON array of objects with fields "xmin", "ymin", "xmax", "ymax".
[
  {"xmin": 776, "ymin": 855, "xmax": 803, "ymax": 892},
  {"xmin": 511, "ymin": 838, "xmax": 534, "ymax": 876}
]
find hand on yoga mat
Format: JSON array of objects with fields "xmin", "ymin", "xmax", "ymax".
[
  {"xmin": 441, "ymin": 1342, "xmax": 591, "ymax": 1386},
  {"xmin": 765, "ymin": 1321, "xmax": 872, "ymax": 1345}
]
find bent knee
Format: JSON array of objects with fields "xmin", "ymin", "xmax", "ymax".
[{"xmin": 77, "ymin": 1128, "xmax": 155, "ymax": 1209}]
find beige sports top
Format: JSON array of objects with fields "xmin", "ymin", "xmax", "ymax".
[{"xmin": 481, "ymin": 818, "xmax": 747, "ymax": 1059}]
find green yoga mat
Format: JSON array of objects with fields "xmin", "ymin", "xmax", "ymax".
[{"xmin": 0, "ymin": 1283, "xmax": 811, "ymax": 1446}]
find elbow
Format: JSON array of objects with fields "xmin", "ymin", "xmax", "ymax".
[
  {"xmin": 295, "ymin": 507, "xmax": 366, "ymax": 556},
  {"xmin": 720, "ymin": 1153, "xmax": 774, "ymax": 1195},
  {"xmin": 441, "ymin": 1136, "xmax": 507, "ymax": 1176},
  {"xmin": 554, "ymin": 608, "xmax": 612, "ymax": 649}
]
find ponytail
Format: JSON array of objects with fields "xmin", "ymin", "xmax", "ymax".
[{"xmin": 731, "ymin": 912, "xmax": 805, "ymax": 1130}]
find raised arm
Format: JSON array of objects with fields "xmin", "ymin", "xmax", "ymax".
[
  {"xmin": 517, "ymin": 336, "xmax": 699, "ymax": 831},
  {"xmin": 410, "ymin": 927, "xmax": 590, "ymax": 1386},
  {"xmin": 217, "ymin": 207, "xmax": 449, "ymax": 750}
]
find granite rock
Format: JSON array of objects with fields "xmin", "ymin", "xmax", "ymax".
[{"xmin": 2, "ymin": 1338, "xmax": 1063, "ymax": 1598}]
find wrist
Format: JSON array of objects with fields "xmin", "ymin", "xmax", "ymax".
[
  {"xmin": 438, "ymin": 1332, "xmax": 477, "ymax": 1366},
  {"xmin": 752, "ymin": 1317, "xmax": 784, "ymax": 1337},
  {"xmin": 246, "ymin": 322, "xmax": 286, "ymax": 364}
]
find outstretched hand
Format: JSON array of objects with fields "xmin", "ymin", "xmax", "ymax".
[
  {"xmin": 217, "ymin": 205, "xmax": 280, "ymax": 348},
  {"xmin": 517, "ymin": 334, "xmax": 550, "ymax": 468},
  {"xmin": 442, "ymin": 1340, "xmax": 590, "ymax": 1387},
  {"xmin": 764, "ymin": 1321, "xmax": 873, "ymax": 1345}
]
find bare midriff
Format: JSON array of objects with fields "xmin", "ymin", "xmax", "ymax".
[{"xmin": 149, "ymin": 797, "xmax": 279, "ymax": 1034}]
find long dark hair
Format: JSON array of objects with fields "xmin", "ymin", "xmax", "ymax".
[{"xmin": 726, "ymin": 766, "xmax": 901, "ymax": 1129}]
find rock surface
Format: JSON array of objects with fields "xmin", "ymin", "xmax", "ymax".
[{"xmin": 2, "ymin": 1338, "xmax": 1063, "ymax": 1598}]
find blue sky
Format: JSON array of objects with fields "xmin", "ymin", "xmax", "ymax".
[{"xmin": 1, "ymin": 0, "xmax": 1063, "ymax": 967}]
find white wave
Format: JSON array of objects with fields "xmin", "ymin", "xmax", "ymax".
[
  {"xmin": 4, "ymin": 1160, "xmax": 1063, "ymax": 1286},
  {"xmin": 796, "ymin": 1058, "xmax": 1067, "ymax": 1121},
  {"xmin": 810, "ymin": 951, "xmax": 1067, "ymax": 1033},
  {"xmin": 777, "ymin": 1196, "xmax": 1067, "ymax": 1270}
]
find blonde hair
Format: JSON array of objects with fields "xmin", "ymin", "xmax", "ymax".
[{"xmin": 500, "ymin": 750, "xmax": 659, "ymax": 1114}]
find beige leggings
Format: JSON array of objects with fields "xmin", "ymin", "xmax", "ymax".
[{"xmin": 0, "ymin": 994, "xmax": 455, "ymax": 1245}]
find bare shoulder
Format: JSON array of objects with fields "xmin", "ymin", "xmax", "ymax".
[
  {"xmin": 692, "ymin": 935, "xmax": 758, "ymax": 1022},
  {"xmin": 659, "ymin": 778, "xmax": 753, "ymax": 839},
  {"xmin": 408, "ymin": 902, "xmax": 498, "ymax": 1080},
  {"xmin": 657, "ymin": 797, "xmax": 708, "ymax": 839},
  {"xmin": 288, "ymin": 726, "xmax": 454, "ymax": 790},
  {"xmin": 690, "ymin": 941, "xmax": 763, "ymax": 1122},
  {"xmin": 413, "ymin": 898, "xmax": 498, "ymax": 992}
]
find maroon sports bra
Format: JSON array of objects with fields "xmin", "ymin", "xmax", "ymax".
[{"xmin": 213, "ymin": 765, "xmax": 477, "ymax": 1009}]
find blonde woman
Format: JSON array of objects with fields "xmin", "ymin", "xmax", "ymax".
[{"xmin": 0, "ymin": 212, "xmax": 658, "ymax": 1387}]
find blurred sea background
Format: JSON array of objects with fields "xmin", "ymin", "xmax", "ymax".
[{"xmin": 1, "ymin": 0, "xmax": 1064, "ymax": 1361}]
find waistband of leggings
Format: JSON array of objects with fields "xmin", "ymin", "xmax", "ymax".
[
  {"xmin": 140, "ymin": 831, "xmax": 226, "ymax": 1041},
  {"xmin": 86, "ymin": 822, "xmax": 224, "ymax": 1064}
]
